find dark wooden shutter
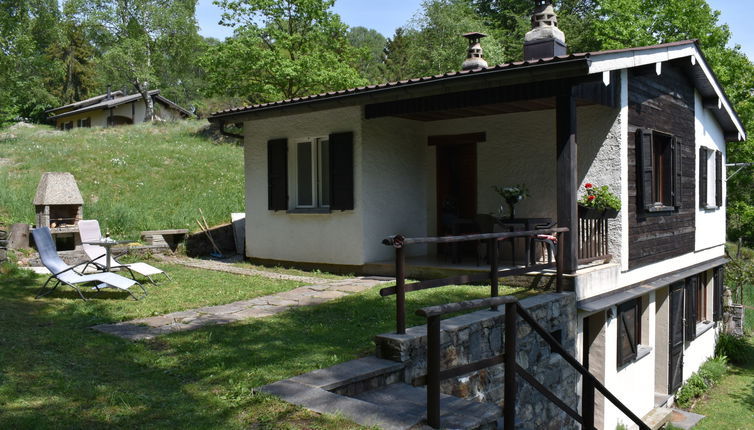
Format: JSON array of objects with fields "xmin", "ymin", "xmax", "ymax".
[
  {"xmin": 637, "ymin": 129, "xmax": 654, "ymax": 210},
  {"xmin": 713, "ymin": 266, "xmax": 724, "ymax": 322},
  {"xmin": 699, "ymin": 146, "xmax": 707, "ymax": 208},
  {"xmin": 329, "ymin": 131, "xmax": 354, "ymax": 211},
  {"xmin": 267, "ymin": 138, "xmax": 288, "ymax": 211},
  {"xmin": 715, "ymin": 151, "xmax": 723, "ymax": 208},
  {"xmin": 617, "ymin": 300, "xmax": 639, "ymax": 367},
  {"xmin": 672, "ymin": 136, "xmax": 682, "ymax": 208},
  {"xmin": 685, "ymin": 276, "xmax": 697, "ymax": 341}
]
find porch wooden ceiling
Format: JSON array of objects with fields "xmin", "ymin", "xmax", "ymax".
[
  {"xmin": 390, "ymin": 97, "xmax": 597, "ymax": 121},
  {"xmin": 364, "ymin": 72, "xmax": 619, "ymax": 122}
]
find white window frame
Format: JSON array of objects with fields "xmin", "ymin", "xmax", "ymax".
[{"xmin": 291, "ymin": 137, "xmax": 330, "ymax": 209}]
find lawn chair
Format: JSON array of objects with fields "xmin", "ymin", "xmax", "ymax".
[
  {"xmin": 78, "ymin": 220, "xmax": 170, "ymax": 284},
  {"xmin": 32, "ymin": 227, "xmax": 146, "ymax": 301}
]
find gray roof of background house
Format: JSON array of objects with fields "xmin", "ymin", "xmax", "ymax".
[
  {"xmin": 33, "ymin": 172, "xmax": 84, "ymax": 205},
  {"xmin": 48, "ymin": 90, "xmax": 192, "ymax": 121}
]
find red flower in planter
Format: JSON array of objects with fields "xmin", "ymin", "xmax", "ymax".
[
  {"xmin": 588, "ymin": 195, "xmax": 596, "ymax": 201},
  {"xmin": 585, "ymin": 183, "xmax": 593, "ymax": 189}
]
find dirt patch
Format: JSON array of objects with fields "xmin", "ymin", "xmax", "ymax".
[{"xmin": 0, "ymin": 158, "xmax": 13, "ymax": 167}]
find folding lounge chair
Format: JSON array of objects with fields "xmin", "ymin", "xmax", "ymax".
[
  {"xmin": 78, "ymin": 220, "xmax": 170, "ymax": 284},
  {"xmin": 32, "ymin": 227, "xmax": 147, "ymax": 301}
]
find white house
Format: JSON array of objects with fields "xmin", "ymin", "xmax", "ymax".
[
  {"xmin": 47, "ymin": 89, "xmax": 191, "ymax": 130},
  {"xmin": 209, "ymin": 3, "xmax": 745, "ymax": 428}
]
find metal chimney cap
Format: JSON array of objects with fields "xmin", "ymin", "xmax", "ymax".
[{"xmin": 462, "ymin": 32, "xmax": 488, "ymax": 40}]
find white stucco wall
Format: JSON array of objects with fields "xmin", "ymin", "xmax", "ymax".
[
  {"xmin": 243, "ymin": 106, "xmax": 367, "ymax": 265},
  {"xmin": 602, "ymin": 293, "xmax": 657, "ymax": 430},
  {"xmin": 361, "ymin": 116, "xmax": 429, "ymax": 262},
  {"xmin": 683, "ymin": 325, "xmax": 719, "ymax": 383},
  {"xmin": 423, "ymin": 110, "xmax": 558, "ymax": 221},
  {"xmin": 578, "ymin": 103, "xmax": 624, "ymax": 267},
  {"xmin": 694, "ymin": 90, "xmax": 727, "ymax": 251}
]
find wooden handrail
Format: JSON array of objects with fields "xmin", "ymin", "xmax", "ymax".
[
  {"xmin": 382, "ymin": 229, "xmax": 568, "ymax": 334},
  {"xmin": 416, "ymin": 297, "xmax": 651, "ymax": 430}
]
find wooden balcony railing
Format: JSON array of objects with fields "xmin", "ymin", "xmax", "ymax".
[{"xmin": 578, "ymin": 206, "xmax": 615, "ymax": 264}]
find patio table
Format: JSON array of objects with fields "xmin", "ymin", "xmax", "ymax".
[
  {"xmin": 496, "ymin": 217, "xmax": 553, "ymax": 266},
  {"xmin": 82, "ymin": 238, "xmax": 131, "ymax": 272}
]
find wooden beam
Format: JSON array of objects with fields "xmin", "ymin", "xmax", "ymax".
[
  {"xmin": 427, "ymin": 132, "xmax": 486, "ymax": 146},
  {"xmin": 557, "ymin": 90, "xmax": 578, "ymax": 275},
  {"xmin": 703, "ymin": 96, "xmax": 721, "ymax": 110}
]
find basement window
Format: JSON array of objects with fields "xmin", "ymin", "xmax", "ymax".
[{"xmin": 617, "ymin": 298, "xmax": 641, "ymax": 367}]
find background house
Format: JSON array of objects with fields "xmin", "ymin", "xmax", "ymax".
[
  {"xmin": 209, "ymin": 2, "xmax": 745, "ymax": 427},
  {"xmin": 47, "ymin": 89, "xmax": 192, "ymax": 130}
]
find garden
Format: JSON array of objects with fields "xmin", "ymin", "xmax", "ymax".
[{"xmin": 0, "ymin": 256, "xmax": 533, "ymax": 429}]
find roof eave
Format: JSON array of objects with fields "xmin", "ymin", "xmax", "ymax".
[
  {"xmin": 209, "ymin": 56, "xmax": 593, "ymax": 123},
  {"xmin": 588, "ymin": 41, "xmax": 746, "ymax": 141}
]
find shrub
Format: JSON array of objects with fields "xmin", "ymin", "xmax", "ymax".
[
  {"xmin": 715, "ymin": 332, "xmax": 751, "ymax": 364},
  {"xmin": 675, "ymin": 355, "xmax": 730, "ymax": 408},
  {"xmin": 675, "ymin": 373, "xmax": 708, "ymax": 408},
  {"xmin": 698, "ymin": 355, "xmax": 727, "ymax": 385}
]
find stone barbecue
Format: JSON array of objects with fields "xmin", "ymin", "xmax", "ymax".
[{"xmin": 33, "ymin": 172, "xmax": 84, "ymax": 249}]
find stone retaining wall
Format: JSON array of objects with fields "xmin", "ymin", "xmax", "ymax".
[{"xmin": 374, "ymin": 292, "xmax": 580, "ymax": 430}]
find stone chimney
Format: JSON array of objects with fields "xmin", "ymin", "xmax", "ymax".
[
  {"xmin": 461, "ymin": 32, "xmax": 489, "ymax": 71},
  {"xmin": 523, "ymin": 0, "xmax": 567, "ymax": 61}
]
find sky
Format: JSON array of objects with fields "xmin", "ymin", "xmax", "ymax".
[{"xmin": 195, "ymin": 0, "xmax": 753, "ymax": 60}]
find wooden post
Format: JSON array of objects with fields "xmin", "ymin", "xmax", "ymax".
[
  {"xmin": 8, "ymin": 223, "xmax": 30, "ymax": 249},
  {"xmin": 557, "ymin": 90, "xmax": 578, "ymax": 275},
  {"xmin": 504, "ymin": 302, "xmax": 517, "ymax": 429},
  {"xmin": 490, "ymin": 238, "xmax": 499, "ymax": 310},
  {"xmin": 556, "ymin": 231, "xmax": 564, "ymax": 293},
  {"xmin": 396, "ymin": 246, "xmax": 406, "ymax": 335},
  {"xmin": 426, "ymin": 315, "xmax": 441, "ymax": 428},
  {"xmin": 583, "ymin": 374, "xmax": 595, "ymax": 429}
]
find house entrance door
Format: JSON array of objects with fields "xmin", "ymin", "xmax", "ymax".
[
  {"xmin": 436, "ymin": 142, "xmax": 477, "ymax": 237},
  {"xmin": 669, "ymin": 281, "xmax": 685, "ymax": 392}
]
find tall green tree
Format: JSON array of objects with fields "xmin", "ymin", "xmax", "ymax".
[
  {"xmin": 347, "ymin": 26, "xmax": 386, "ymax": 84},
  {"xmin": 0, "ymin": 0, "xmax": 63, "ymax": 124},
  {"xmin": 381, "ymin": 28, "xmax": 413, "ymax": 82},
  {"xmin": 202, "ymin": 0, "xmax": 365, "ymax": 103},
  {"xmin": 67, "ymin": 0, "xmax": 199, "ymax": 121},
  {"xmin": 46, "ymin": 18, "xmax": 98, "ymax": 104},
  {"xmin": 389, "ymin": 0, "xmax": 506, "ymax": 79}
]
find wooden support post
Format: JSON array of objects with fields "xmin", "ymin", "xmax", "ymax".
[
  {"xmin": 556, "ymin": 231, "xmax": 564, "ymax": 293},
  {"xmin": 490, "ymin": 238, "xmax": 499, "ymax": 310},
  {"xmin": 557, "ymin": 91, "xmax": 578, "ymax": 275},
  {"xmin": 396, "ymin": 246, "xmax": 406, "ymax": 335},
  {"xmin": 504, "ymin": 302, "xmax": 517, "ymax": 429},
  {"xmin": 427, "ymin": 315, "xmax": 441, "ymax": 429}
]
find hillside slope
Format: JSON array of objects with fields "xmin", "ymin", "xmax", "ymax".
[{"xmin": 0, "ymin": 121, "xmax": 244, "ymax": 240}]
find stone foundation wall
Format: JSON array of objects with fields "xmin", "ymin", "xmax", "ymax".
[{"xmin": 374, "ymin": 292, "xmax": 579, "ymax": 430}]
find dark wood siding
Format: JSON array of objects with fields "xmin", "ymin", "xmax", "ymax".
[{"xmin": 628, "ymin": 64, "xmax": 696, "ymax": 269}]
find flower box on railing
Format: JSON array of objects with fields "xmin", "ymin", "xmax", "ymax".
[{"xmin": 578, "ymin": 204, "xmax": 619, "ymax": 220}]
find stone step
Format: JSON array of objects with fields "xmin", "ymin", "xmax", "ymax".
[
  {"xmin": 639, "ymin": 406, "xmax": 673, "ymax": 430},
  {"xmin": 352, "ymin": 383, "xmax": 501, "ymax": 430},
  {"xmin": 288, "ymin": 356, "xmax": 404, "ymax": 396}
]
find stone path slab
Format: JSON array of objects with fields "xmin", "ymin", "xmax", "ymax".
[{"xmin": 92, "ymin": 257, "xmax": 393, "ymax": 340}]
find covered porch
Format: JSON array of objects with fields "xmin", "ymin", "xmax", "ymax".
[{"xmin": 361, "ymin": 67, "xmax": 623, "ymax": 281}]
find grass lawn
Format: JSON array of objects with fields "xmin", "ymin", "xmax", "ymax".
[
  {"xmin": 0, "ymin": 261, "xmax": 534, "ymax": 429},
  {"xmin": 230, "ymin": 260, "xmax": 350, "ymax": 280},
  {"xmin": 0, "ymin": 121, "xmax": 243, "ymax": 240},
  {"xmin": 690, "ymin": 337, "xmax": 754, "ymax": 430}
]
